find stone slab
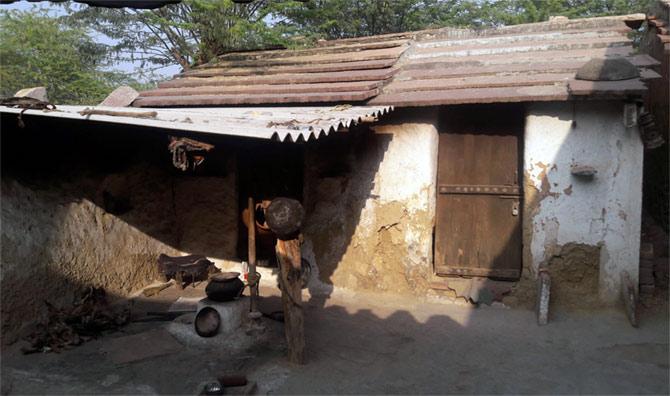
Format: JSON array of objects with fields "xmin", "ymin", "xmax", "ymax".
[
  {"xmin": 99, "ymin": 86, "xmax": 139, "ymax": 107},
  {"xmin": 14, "ymin": 87, "xmax": 47, "ymax": 102},
  {"xmin": 536, "ymin": 271, "xmax": 551, "ymax": 326}
]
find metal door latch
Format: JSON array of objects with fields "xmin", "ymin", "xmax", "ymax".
[{"xmin": 512, "ymin": 201, "xmax": 519, "ymax": 216}]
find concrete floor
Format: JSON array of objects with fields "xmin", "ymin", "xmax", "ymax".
[{"xmin": 2, "ymin": 285, "xmax": 668, "ymax": 395}]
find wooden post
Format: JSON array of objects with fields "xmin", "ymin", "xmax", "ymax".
[
  {"xmin": 268, "ymin": 197, "xmax": 305, "ymax": 364},
  {"xmin": 276, "ymin": 237, "xmax": 305, "ymax": 364},
  {"xmin": 247, "ymin": 197, "xmax": 259, "ymax": 315}
]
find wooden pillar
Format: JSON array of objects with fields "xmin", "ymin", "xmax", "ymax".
[
  {"xmin": 247, "ymin": 197, "xmax": 259, "ymax": 315},
  {"xmin": 276, "ymin": 238, "xmax": 305, "ymax": 364},
  {"xmin": 268, "ymin": 197, "xmax": 305, "ymax": 364}
]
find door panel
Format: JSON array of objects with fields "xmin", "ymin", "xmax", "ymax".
[{"xmin": 435, "ymin": 106, "xmax": 523, "ymax": 280}]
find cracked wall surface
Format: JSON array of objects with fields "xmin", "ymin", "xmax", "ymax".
[
  {"xmin": 524, "ymin": 101, "xmax": 644, "ymax": 303},
  {"xmin": 302, "ymin": 109, "xmax": 439, "ymax": 295}
]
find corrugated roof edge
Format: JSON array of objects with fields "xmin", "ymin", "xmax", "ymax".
[{"xmin": 0, "ymin": 105, "xmax": 394, "ymax": 143}]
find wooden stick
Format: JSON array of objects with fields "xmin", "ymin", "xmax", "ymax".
[
  {"xmin": 276, "ymin": 238, "xmax": 304, "ymax": 364},
  {"xmin": 247, "ymin": 197, "xmax": 259, "ymax": 314},
  {"xmin": 78, "ymin": 108, "xmax": 158, "ymax": 118}
]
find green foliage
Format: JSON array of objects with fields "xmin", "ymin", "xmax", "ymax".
[
  {"xmin": 280, "ymin": 0, "xmax": 464, "ymax": 40},
  {"xmin": 477, "ymin": 0, "xmax": 653, "ymax": 26},
  {"xmin": 0, "ymin": 9, "xmax": 135, "ymax": 104},
  {"xmin": 69, "ymin": 0, "xmax": 307, "ymax": 75},
  {"xmin": 281, "ymin": 0, "xmax": 653, "ymax": 39}
]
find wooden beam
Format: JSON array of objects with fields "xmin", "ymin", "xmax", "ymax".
[{"xmin": 247, "ymin": 197, "xmax": 259, "ymax": 315}]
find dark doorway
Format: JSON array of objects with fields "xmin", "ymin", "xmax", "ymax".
[
  {"xmin": 434, "ymin": 104, "xmax": 524, "ymax": 280},
  {"xmin": 236, "ymin": 140, "xmax": 304, "ymax": 266}
]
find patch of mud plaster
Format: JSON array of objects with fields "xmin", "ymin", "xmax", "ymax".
[{"xmin": 545, "ymin": 242, "xmax": 601, "ymax": 308}]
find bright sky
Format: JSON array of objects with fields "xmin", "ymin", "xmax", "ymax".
[{"xmin": 1, "ymin": 0, "xmax": 181, "ymax": 81}]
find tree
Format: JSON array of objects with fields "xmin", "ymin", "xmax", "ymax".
[
  {"xmin": 478, "ymin": 0, "xmax": 653, "ymax": 26},
  {"xmin": 279, "ymin": 0, "xmax": 652, "ymax": 40},
  {"xmin": 279, "ymin": 0, "xmax": 476, "ymax": 40},
  {"xmin": 68, "ymin": 0, "xmax": 307, "ymax": 77},
  {"xmin": 0, "ymin": 9, "xmax": 137, "ymax": 104}
]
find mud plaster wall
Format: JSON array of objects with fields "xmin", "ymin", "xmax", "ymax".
[
  {"xmin": 524, "ymin": 101, "xmax": 644, "ymax": 303},
  {"xmin": 302, "ymin": 109, "xmax": 439, "ymax": 295},
  {"xmin": 1, "ymin": 127, "xmax": 238, "ymax": 344}
]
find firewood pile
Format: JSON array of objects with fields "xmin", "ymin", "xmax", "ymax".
[{"xmin": 21, "ymin": 287, "xmax": 129, "ymax": 354}]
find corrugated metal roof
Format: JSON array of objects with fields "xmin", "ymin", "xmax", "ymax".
[
  {"xmin": 0, "ymin": 105, "xmax": 393, "ymax": 142},
  {"xmin": 134, "ymin": 39, "xmax": 409, "ymax": 107},
  {"xmin": 136, "ymin": 13, "xmax": 659, "ymax": 108},
  {"xmin": 371, "ymin": 14, "xmax": 660, "ymax": 106}
]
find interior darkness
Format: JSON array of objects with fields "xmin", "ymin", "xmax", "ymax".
[
  {"xmin": 236, "ymin": 140, "xmax": 304, "ymax": 266},
  {"xmin": 1, "ymin": 114, "xmax": 237, "ymax": 183},
  {"xmin": 1, "ymin": 113, "xmax": 274, "ymax": 263}
]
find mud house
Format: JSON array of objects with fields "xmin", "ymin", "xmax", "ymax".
[{"xmin": 1, "ymin": 13, "xmax": 664, "ymax": 343}]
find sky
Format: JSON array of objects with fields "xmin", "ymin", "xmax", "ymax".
[{"xmin": 1, "ymin": 0, "xmax": 181, "ymax": 81}]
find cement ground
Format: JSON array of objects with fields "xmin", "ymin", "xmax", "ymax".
[{"xmin": 1, "ymin": 285, "xmax": 668, "ymax": 395}]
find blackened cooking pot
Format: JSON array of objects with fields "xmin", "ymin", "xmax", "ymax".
[{"xmin": 205, "ymin": 272, "xmax": 244, "ymax": 302}]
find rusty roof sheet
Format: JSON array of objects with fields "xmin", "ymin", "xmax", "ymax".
[
  {"xmin": 136, "ymin": 13, "xmax": 659, "ymax": 108},
  {"xmin": 134, "ymin": 39, "xmax": 409, "ymax": 107},
  {"xmin": 0, "ymin": 105, "xmax": 392, "ymax": 142},
  {"xmin": 370, "ymin": 14, "xmax": 660, "ymax": 106}
]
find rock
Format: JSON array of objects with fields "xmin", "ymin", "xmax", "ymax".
[
  {"xmin": 575, "ymin": 57, "xmax": 640, "ymax": 81},
  {"xmin": 99, "ymin": 86, "xmax": 139, "ymax": 107},
  {"xmin": 14, "ymin": 87, "xmax": 47, "ymax": 102}
]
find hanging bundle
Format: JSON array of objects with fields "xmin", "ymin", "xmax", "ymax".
[{"xmin": 167, "ymin": 136, "xmax": 214, "ymax": 171}]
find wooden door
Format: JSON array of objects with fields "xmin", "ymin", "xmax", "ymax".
[{"xmin": 434, "ymin": 106, "xmax": 523, "ymax": 280}]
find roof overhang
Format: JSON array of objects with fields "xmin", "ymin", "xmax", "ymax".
[{"xmin": 0, "ymin": 105, "xmax": 393, "ymax": 143}]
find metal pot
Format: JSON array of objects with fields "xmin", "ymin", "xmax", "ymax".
[{"xmin": 205, "ymin": 272, "xmax": 244, "ymax": 302}]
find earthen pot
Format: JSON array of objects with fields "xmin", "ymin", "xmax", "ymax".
[{"xmin": 205, "ymin": 272, "xmax": 244, "ymax": 302}]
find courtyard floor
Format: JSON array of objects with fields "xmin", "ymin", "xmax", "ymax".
[{"xmin": 2, "ymin": 284, "xmax": 668, "ymax": 395}]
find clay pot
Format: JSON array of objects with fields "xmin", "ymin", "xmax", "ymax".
[{"xmin": 205, "ymin": 272, "xmax": 244, "ymax": 302}]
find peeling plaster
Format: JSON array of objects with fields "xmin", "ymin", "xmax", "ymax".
[
  {"xmin": 524, "ymin": 101, "xmax": 643, "ymax": 303},
  {"xmin": 303, "ymin": 110, "xmax": 439, "ymax": 295}
]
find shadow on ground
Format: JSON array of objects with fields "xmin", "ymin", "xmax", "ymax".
[{"xmin": 1, "ymin": 283, "xmax": 668, "ymax": 395}]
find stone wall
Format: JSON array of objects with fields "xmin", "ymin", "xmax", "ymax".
[
  {"xmin": 524, "ymin": 101, "xmax": 644, "ymax": 303},
  {"xmin": 302, "ymin": 109, "xmax": 439, "ymax": 295}
]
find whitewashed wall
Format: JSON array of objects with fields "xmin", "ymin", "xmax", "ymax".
[{"xmin": 524, "ymin": 101, "xmax": 644, "ymax": 302}]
